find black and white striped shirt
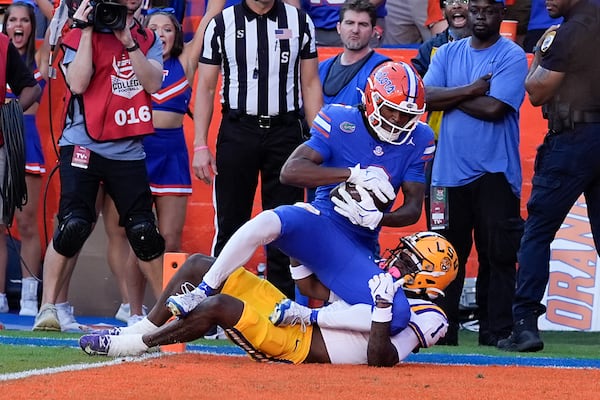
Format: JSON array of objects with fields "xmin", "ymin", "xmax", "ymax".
[{"xmin": 200, "ymin": 0, "xmax": 317, "ymax": 117}]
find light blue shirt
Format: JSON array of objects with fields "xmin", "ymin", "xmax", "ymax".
[{"xmin": 423, "ymin": 37, "xmax": 528, "ymax": 197}]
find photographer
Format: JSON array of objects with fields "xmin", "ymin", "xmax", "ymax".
[{"xmin": 33, "ymin": 0, "xmax": 165, "ymax": 331}]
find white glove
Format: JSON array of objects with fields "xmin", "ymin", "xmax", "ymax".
[
  {"xmin": 331, "ymin": 184, "xmax": 383, "ymax": 230},
  {"xmin": 347, "ymin": 164, "xmax": 396, "ymax": 203},
  {"xmin": 368, "ymin": 272, "xmax": 397, "ymax": 305}
]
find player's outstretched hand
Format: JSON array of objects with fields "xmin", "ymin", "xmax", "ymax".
[
  {"xmin": 368, "ymin": 272, "xmax": 397, "ymax": 305},
  {"xmin": 347, "ymin": 164, "xmax": 396, "ymax": 203}
]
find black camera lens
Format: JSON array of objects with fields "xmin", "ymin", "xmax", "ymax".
[{"xmin": 97, "ymin": 4, "xmax": 121, "ymax": 27}]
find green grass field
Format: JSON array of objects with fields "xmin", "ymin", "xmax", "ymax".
[{"xmin": 1, "ymin": 329, "xmax": 599, "ymax": 375}]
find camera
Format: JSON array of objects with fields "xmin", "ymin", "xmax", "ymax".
[{"xmin": 88, "ymin": 0, "xmax": 128, "ymax": 32}]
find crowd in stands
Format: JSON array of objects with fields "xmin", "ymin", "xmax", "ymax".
[{"xmin": 0, "ymin": 0, "xmax": 597, "ymax": 361}]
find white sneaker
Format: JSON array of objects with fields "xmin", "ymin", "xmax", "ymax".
[
  {"xmin": 115, "ymin": 303, "xmax": 130, "ymax": 322},
  {"xmin": 269, "ymin": 299, "xmax": 313, "ymax": 331},
  {"xmin": 56, "ymin": 302, "xmax": 81, "ymax": 331},
  {"xmin": 33, "ymin": 303, "xmax": 61, "ymax": 331},
  {"xmin": 115, "ymin": 303, "xmax": 148, "ymax": 323},
  {"xmin": 0, "ymin": 293, "xmax": 8, "ymax": 313},
  {"xmin": 203, "ymin": 325, "xmax": 227, "ymax": 340},
  {"xmin": 19, "ymin": 299, "xmax": 38, "ymax": 316},
  {"xmin": 165, "ymin": 282, "xmax": 209, "ymax": 317}
]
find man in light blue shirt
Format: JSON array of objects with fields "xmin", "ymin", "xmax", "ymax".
[{"xmin": 423, "ymin": 0, "xmax": 527, "ymax": 347}]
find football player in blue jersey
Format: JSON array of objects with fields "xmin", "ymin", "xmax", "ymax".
[{"xmin": 166, "ymin": 61, "xmax": 436, "ymax": 335}]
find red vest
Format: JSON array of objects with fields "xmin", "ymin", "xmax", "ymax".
[
  {"xmin": 61, "ymin": 24, "xmax": 156, "ymax": 142},
  {"xmin": 0, "ymin": 33, "xmax": 9, "ymax": 146}
]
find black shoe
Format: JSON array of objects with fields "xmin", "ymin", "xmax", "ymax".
[
  {"xmin": 496, "ymin": 318, "xmax": 543, "ymax": 352},
  {"xmin": 478, "ymin": 332, "xmax": 498, "ymax": 347}
]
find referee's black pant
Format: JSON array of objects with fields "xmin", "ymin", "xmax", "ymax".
[{"xmin": 212, "ymin": 111, "xmax": 306, "ymax": 299}]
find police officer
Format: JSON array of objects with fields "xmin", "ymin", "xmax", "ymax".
[{"xmin": 498, "ymin": 0, "xmax": 600, "ymax": 352}]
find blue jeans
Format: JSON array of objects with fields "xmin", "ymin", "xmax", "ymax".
[{"xmin": 514, "ymin": 123, "xmax": 600, "ymax": 320}]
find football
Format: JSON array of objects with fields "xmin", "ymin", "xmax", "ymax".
[{"xmin": 329, "ymin": 182, "xmax": 390, "ymax": 212}]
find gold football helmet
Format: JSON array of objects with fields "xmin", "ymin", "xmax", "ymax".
[{"xmin": 381, "ymin": 231, "xmax": 459, "ymax": 299}]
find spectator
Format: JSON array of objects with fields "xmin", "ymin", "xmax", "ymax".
[
  {"xmin": 13, "ymin": 0, "xmax": 54, "ymax": 39},
  {"xmin": 522, "ymin": 0, "xmax": 562, "ymax": 53},
  {"xmin": 191, "ymin": 0, "xmax": 322, "ymax": 300},
  {"xmin": 0, "ymin": 2, "xmax": 46, "ymax": 317},
  {"xmin": 411, "ymin": 0, "xmax": 471, "ymax": 231},
  {"xmin": 301, "ymin": 0, "xmax": 386, "ymax": 47},
  {"xmin": 32, "ymin": 0, "xmax": 166, "ymax": 331},
  {"xmin": 319, "ymin": 0, "xmax": 390, "ymax": 106},
  {"xmin": 382, "ymin": 0, "xmax": 447, "ymax": 46},
  {"xmin": 411, "ymin": 0, "xmax": 471, "ymax": 78},
  {"xmin": 167, "ymin": 61, "xmax": 435, "ymax": 335},
  {"xmin": 423, "ymin": 0, "xmax": 528, "ymax": 346},
  {"xmin": 0, "ymin": 26, "xmax": 41, "ymax": 314},
  {"xmin": 498, "ymin": 0, "xmax": 600, "ymax": 352}
]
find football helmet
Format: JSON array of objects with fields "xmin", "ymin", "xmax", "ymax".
[
  {"xmin": 380, "ymin": 231, "xmax": 458, "ymax": 299},
  {"xmin": 363, "ymin": 61, "xmax": 426, "ymax": 145}
]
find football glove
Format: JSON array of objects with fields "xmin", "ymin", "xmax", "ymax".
[
  {"xmin": 368, "ymin": 272, "xmax": 397, "ymax": 305},
  {"xmin": 347, "ymin": 164, "xmax": 396, "ymax": 203},
  {"xmin": 331, "ymin": 184, "xmax": 383, "ymax": 230}
]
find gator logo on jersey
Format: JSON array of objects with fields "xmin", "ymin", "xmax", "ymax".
[{"xmin": 339, "ymin": 121, "xmax": 355, "ymax": 133}]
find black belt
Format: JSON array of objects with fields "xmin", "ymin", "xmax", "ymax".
[
  {"xmin": 571, "ymin": 110, "xmax": 600, "ymax": 123},
  {"xmin": 224, "ymin": 109, "xmax": 300, "ymax": 129},
  {"xmin": 548, "ymin": 110, "xmax": 600, "ymax": 133}
]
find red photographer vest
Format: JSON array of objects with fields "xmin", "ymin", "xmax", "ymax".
[{"xmin": 61, "ymin": 24, "xmax": 156, "ymax": 142}]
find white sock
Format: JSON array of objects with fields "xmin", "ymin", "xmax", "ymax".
[
  {"xmin": 108, "ymin": 334, "xmax": 149, "ymax": 357},
  {"xmin": 204, "ymin": 210, "xmax": 281, "ymax": 289},
  {"xmin": 21, "ymin": 277, "xmax": 38, "ymax": 301},
  {"xmin": 121, "ymin": 317, "xmax": 159, "ymax": 335},
  {"xmin": 317, "ymin": 302, "xmax": 373, "ymax": 331}
]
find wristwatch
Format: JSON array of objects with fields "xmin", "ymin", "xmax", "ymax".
[{"xmin": 125, "ymin": 41, "xmax": 140, "ymax": 53}]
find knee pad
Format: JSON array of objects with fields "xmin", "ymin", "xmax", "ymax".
[
  {"xmin": 125, "ymin": 217, "xmax": 165, "ymax": 261},
  {"xmin": 53, "ymin": 215, "xmax": 93, "ymax": 258}
]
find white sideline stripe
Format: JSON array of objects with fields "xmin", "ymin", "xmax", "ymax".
[{"xmin": 0, "ymin": 351, "xmax": 164, "ymax": 382}]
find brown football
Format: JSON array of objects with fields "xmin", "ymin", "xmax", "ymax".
[{"xmin": 329, "ymin": 182, "xmax": 390, "ymax": 212}]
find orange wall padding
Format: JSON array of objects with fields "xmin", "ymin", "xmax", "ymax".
[{"xmin": 36, "ymin": 48, "xmax": 542, "ymax": 276}]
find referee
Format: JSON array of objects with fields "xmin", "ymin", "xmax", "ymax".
[{"xmin": 192, "ymin": 0, "xmax": 323, "ymax": 299}]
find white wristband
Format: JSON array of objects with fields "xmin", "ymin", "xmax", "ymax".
[
  {"xmin": 371, "ymin": 306, "xmax": 393, "ymax": 323},
  {"xmin": 289, "ymin": 264, "xmax": 313, "ymax": 280}
]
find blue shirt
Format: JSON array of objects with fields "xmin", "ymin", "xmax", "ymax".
[{"xmin": 423, "ymin": 37, "xmax": 527, "ymax": 197}]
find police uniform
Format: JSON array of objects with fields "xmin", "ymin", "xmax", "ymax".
[
  {"xmin": 201, "ymin": 0, "xmax": 317, "ymax": 299},
  {"xmin": 513, "ymin": 0, "xmax": 600, "ymax": 324},
  {"xmin": 145, "ymin": 57, "xmax": 192, "ymax": 196}
]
